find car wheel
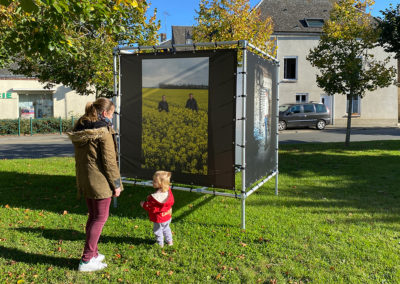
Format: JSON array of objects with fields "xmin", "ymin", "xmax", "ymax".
[
  {"xmin": 316, "ymin": 119, "xmax": 326, "ymax": 130},
  {"xmin": 278, "ymin": 120, "xmax": 287, "ymax": 131}
]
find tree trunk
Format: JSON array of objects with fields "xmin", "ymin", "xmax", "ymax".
[{"xmin": 345, "ymin": 94, "xmax": 353, "ymax": 146}]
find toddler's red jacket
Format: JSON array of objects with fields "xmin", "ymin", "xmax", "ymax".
[{"xmin": 142, "ymin": 188, "xmax": 174, "ymax": 223}]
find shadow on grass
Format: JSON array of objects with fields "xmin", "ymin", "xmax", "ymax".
[
  {"xmin": 14, "ymin": 227, "xmax": 155, "ymax": 245},
  {"xmin": 279, "ymin": 139, "xmax": 400, "ymax": 152},
  {"xmin": 0, "ymin": 245, "xmax": 77, "ymax": 269},
  {"xmin": 173, "ymin": 194, "xmax": 216, "ymax": 223},
  {"xmin": 0, "ymin": 171, "xmax": 213, "ymax": 221},
  {"xmin": 250, "ymin": 141, "xmax": 400, "ymax": 216}
]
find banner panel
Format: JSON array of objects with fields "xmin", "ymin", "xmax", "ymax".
[
  {"xmin": 245, "ymin": 51, "xmax": 278, "ymax": 188},
  {"xmin": 120, "ymin": 50, "xmax": 237, "ymax": 189}
]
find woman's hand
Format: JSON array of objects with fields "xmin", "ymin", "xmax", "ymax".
[
  {"xmin": 113, "ymin": 187, "xmax": 121, "ymax": 197},
  {"xmin": 140, "ymin": 201, "xmax": 145, "ymax": 207}
]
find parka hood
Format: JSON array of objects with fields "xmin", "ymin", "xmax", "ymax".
[{"xmin": 67, "ymin": 127, "xmax": 110, "ymax": 146}]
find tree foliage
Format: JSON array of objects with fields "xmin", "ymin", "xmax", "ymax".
[
  {"xmin": 377, "ymin": 4, "xmax": 400, "ymax": 58},
  {"xmin": 0, "ymin": 0, "xmax": 159, "ymax": 96},
  {"xmin": 192, "ymin": 0, "xmax": 275, "ymax": 56},
  {"xmin": 307, "ymin": 0, "xmax": 396, "ymax": 145}
]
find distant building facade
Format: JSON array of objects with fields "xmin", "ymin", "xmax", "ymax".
[
  {"xmin": 257, "ymin": 0, "xmax": 398, "ymax": 126},
  {"xmin": 0, "ymin": 68, "xmax": 95, "ymax": 119}
]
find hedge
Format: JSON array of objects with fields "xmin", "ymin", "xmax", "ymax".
[{"xmin": 0, "ymin": 117, "xmax": 76, "ymax": 135}]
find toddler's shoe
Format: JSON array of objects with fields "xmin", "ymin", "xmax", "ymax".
[
  {"xmin": 78, "ymin": 257, "xmax": 107, "ymax": 272},
  {"xmin": 167, "ymin": 242, "xmax": 173, "ymax": 246}
]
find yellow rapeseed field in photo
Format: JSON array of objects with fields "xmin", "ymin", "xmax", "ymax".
[{"xmin": 141, "ymin": 88, "xmax": 208, "ymax": 175}]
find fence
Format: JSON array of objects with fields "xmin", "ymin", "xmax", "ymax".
[{"xmin": 0, "ymin": 117, "xmax": 76, "ymax": 136}]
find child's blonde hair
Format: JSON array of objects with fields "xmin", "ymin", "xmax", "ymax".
[{"xmin": 153, "ymin": 171, "xmax": 171, "ymax": 192}]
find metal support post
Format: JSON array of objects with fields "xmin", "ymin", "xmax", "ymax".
[
  {"xmin": 239, "ymin": 40, "xmax": 248, "ymax": 230},
  {"xmin": 123, "ymin": 179, "xmax": 242, "ymax": 198},
  {"xmin": 275, "ymin": 62, "xmax": 280, "ymax": 196},
  {"xmin": 112, "ymin": 50, "xmax": 119, "ymax": 208},
  {"xmin": 117, "ymin": 55, "xmax": 122, "ymax": 166}
]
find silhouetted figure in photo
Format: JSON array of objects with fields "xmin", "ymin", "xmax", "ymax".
[
  {"xmin": 158, "ymin": 95, "xmax": 169, "ymax": 112},
  {"xmin": 185, "ymin": 93, "xmax": 198, "ymax": 112}
]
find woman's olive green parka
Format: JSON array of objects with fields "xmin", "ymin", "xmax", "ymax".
[{"xmin": 68, "ymin": 122, "xmax": 123, "ymax": 199}]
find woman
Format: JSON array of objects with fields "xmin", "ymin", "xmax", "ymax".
[{"xmin": 68, "ymin": 98, "xmax": 123, "ymax": 272}]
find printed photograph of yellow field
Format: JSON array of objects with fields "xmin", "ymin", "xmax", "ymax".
[{"xmin": 142, "ymin": 57, "xmax": 209, "ymax": 175}]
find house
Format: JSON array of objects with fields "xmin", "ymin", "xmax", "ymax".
[
  {"xmin": 257, "ymin": 0, "xmax": 398, "ymax": 126},
  {"xmin": 0, "ymin": 66, "xmax": 95, "ymax": 119},
  {"xmin": 170, "ymin": 0, "xmax": 399, "ymax": 126}
]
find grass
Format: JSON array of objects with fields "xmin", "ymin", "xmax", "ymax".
[{"xmin": 1, "ymin": 140, "xmax": 400, "ymax": 283}]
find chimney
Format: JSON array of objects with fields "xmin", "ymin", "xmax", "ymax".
[{"xmin": 160, "ymin": 33, "xmax": 167, "ymax": 42}]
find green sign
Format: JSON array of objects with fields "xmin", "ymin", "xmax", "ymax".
[{"xmin": 0, "ymin": 93, "xmax": 12, "ymax": 99}]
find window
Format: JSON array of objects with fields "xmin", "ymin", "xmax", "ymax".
[
  {"xmin": 346, "ymin": 96, "xmax": 360, "ymax": 114},
  {"xmin": 315, "ymin": 104, "xmax": 327, "ymax": 113},
  {"xmin": 303, "ymin": 104, "xmax": 315, "ymax": 113},
  {"xmin": 304, "ymin": 18, "xmax": 325, "ymax": 28},
  {"xmin": 296, "ymin": 93, "xmax": 308, "ymax": 103},
  {"xmin": 289, "ymin": 105, "xmax": 301, "ymax": 113},
  {"xmin": 19, "ymin": 93, "xmax": 53, "ymax": 118},
  {"xmin": 284, "ymin": 57, "xmax": 297, "ymax": 80}
]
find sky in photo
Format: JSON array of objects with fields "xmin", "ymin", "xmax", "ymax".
[
  {"xmin": 142, "ymin": 57, "xmax": 209, "ymax": 88},
  {"xmin": 146, "ymin": 0, "xmax": 400, "ymax": 40}
]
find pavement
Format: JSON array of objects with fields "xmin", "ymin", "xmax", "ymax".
[{"xmin": 0, "ymin": 126, "xmax": 399, "ymax": 159}]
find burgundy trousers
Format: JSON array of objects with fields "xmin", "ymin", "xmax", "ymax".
[{"xmin": 82, "ymin": 197, "xmax": 111, "ymax": 262}]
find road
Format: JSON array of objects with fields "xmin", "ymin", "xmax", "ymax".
[
  {"xmin": 0, "ymin": 134, "xmax": 73, "ymax": 159},
  {"xmin": 0, "ymin": 126, "xmax": 399, "ymax": 159},
  {"xmin": 279, "ymin": 126, "xmax": 400, "ymax": 144}
]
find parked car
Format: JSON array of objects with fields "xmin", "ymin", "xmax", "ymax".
[{"xmin": 279, "ymin": 103, "xmax": 331, "ymax": 131}]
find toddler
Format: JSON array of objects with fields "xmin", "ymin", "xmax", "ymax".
[{"xmin": 140, "ymin": 171, "xmax": 174, "ymax": 247}]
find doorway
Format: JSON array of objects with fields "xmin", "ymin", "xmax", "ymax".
[{"xmin": 320, "ymin": 94, "xmax": 334, "ymax": 125}]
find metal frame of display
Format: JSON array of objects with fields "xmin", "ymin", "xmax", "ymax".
[{"xmin": 112, "ymin": 40, "xmax": 280, "ymax": 229}]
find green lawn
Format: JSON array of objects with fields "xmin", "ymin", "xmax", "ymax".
[{"xmin": 1, "ymin": 141, "xmax": 400, "ymax": 283}]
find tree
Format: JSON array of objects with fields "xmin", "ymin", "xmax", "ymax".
[
  {"xmin": 0, "ymin": 0, "xmax": 159, "ymax": 96},
  {"xmin": 307, "ymin": 0, "xmax": 396, "ymax": 146},
  {"xmin": 377, "ymin": 4, "xmax": 400, "ymax": 59},
  {"xmin": 192, "ymin": 0, "xmax": 275, "ymax": 57}
]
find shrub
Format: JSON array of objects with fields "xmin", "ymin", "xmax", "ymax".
[{"xmin": 0, "ymin": 118, "xmax": 76, "ymax": 135}]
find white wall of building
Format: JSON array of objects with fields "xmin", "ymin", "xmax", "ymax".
[
  {"xmin": 0, "ymin": 85, "xmax": 19, "ymax": 119},
  {"xmin": 0, "ymin": 79, "xmax": 95, "ymax": 119},
  {"xmin": 277, "ymin": 35, "xmax": 323, "ymax": 105},
  {"xmin": 276, "ymin": 34, "xmax": 398, "ymax": 126}
]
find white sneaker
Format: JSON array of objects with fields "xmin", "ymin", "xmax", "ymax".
[
  {"xmin": 78, "ymin": 257, "xmax": 107, "ymax": 272},
  {"xmin": 94, "ymin": 253, "xmax": 105, "ymax": 263}
]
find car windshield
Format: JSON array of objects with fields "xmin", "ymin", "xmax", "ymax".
[{"xmin": 279, "ymin": 105, "xmax": 290, "ymax": 112}]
